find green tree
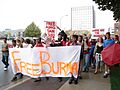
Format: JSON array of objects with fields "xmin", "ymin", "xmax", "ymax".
[
  {"xmin": 24, "ymin": 22, "xmax": 41, "ymax": 37},
  {"xmin": 93, "ymin": 0, "xmax": 120, "ymax": 21}
]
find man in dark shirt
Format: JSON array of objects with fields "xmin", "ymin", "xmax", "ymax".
[{"xmin": 1, "ymin": 38, "xmax": 9, "ymax": 71}]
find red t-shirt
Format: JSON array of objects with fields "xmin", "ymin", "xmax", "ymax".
[
  {"xmin": 61, "ymin": 40, "xmax": 66, "ymax": 46},
  {"xmin": 35, "ymin": 43, "xmax": 44, "ymax": 47}
]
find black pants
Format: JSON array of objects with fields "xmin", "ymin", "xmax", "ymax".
[{"xmin": 2, "ymin": 55, "xmax": 9, "ymax": 68}]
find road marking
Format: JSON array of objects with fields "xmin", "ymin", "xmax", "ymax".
[
  {"xmin": 5, "ymin": 78, "xmax": 30, "ymax": 90},
  {"xmin": 58, "ymin": 80, "xmax": 69, "ymax": 90}
]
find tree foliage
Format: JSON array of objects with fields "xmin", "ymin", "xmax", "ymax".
[
  {"xmin": 93, "ymin": 0, "xmax": 120, "ymax": 21},
  {"xmin": 24, "ymin": 22, "xmax": 41, "ymax": 37}
]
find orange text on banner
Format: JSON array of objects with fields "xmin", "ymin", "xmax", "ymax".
[{"xmin": 11, "ymin": 51, "xmax": 79, "ymax": 77}]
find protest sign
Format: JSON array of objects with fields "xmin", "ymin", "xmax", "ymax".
[
  {"xmin": 45, "ymin": 21, "xmax": 56, "ymax": 39},
  {"xmin": 91, "ymin": 29, "xmax": 105, "ymax": 39}
]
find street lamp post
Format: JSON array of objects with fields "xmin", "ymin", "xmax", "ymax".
[{"xmin": 60, "ymin": 15, "xmax": 68, "ymax": 30}]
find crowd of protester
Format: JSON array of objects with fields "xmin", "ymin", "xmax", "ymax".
[{"xmin": 1, "ymin": 31, "xmax": 119, "ymax": 85}]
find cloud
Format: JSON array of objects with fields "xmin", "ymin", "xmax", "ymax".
[{"xmin": 0, "ymin": 0, "xmax": 114, "ymax": 32}]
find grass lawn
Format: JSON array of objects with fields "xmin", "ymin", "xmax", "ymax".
[{"xmin": 110, "ymin": 65, "xmax": 120, "ymax": 90}]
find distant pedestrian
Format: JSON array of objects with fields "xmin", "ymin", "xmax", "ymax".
[{"xmin": 1, "ymin": 38, "xmax": 9, "ymax": 71}]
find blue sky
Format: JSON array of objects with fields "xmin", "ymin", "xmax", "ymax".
[{"xmin": 0, "ymin": 0, "xmax": 115, "ymax": 32}]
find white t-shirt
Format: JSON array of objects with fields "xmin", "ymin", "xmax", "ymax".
[{"xmin": 23, "ymin": 44, "xmax": 32, "ymax": 48}]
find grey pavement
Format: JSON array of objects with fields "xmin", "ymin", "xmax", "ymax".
[
  {"xmin": 0, "ymin": 70, "xmax": 111, "ymax": 90},
  {"xmin": 0, "ymin": 41, "xmax": 15, "ymax": 90},
  {"xmin": 0, "ymin": 53, "xmax": 111, "ymax": 90},
  {"xmin": 8, "ymin": 78, "xmax": 68, "ymax": 90},
  {"xmin": 0, "ymin": 41, "xmax": 13, "ymax": 89},
  {"xmin": 59, "ymin": 71, "xmax": 111, "ymax": 90},
  {"xmin": 0, "ymin": 55, "xmax": 14, "ymax": 90}
]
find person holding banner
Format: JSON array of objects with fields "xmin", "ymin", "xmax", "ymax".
[
  {"xmin": 23, "ymin": 39, "xmax": 33, "ymax": 48},
  {"xmin": 66, "ymin": 37, "xmax": 71, "ymax": 46},
  {"xmin": 77, "ymin": 35, "xmax": 84, "ymax": 79},
  {"xmin": 34, "ymin": 37, "xmax": 49, "ymax": 82},
  {"xmin": 48, "ymin": 33, "xmax": 64, "ymax": 82},
  {"xmin": 69, "ymin": 35, "xmax": 79, "ymax": 84},
  {"xmin": 11, "ymin": 39, "xmax": 24, "ymax": 81},
  {"xmin": 16, "ymin": 38, "xmax": 23, "ymax": 48}
]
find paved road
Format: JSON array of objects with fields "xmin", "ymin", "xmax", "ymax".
[
  {"xmin": 0, "ymin": 61, "xmax": 14, "ymax": 89},
  {"xmin": 0, "ymin": 68, "xmax": 110, "ymax": 90},
  {"xmin": 59, "ymin": 71, "xmax": 111, "ymax": 90},
  {"xmin": 0, "ymin": 50, "xmax": 14, "ymax": 90}
]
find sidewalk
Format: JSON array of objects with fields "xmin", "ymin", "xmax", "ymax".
[{"xmin": 59, "ymin": 71, "xmax": 111, "ymax": 90}]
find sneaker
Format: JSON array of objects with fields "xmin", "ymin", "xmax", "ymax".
[
  {"xmin": 86, "ymin": 68, "xmax": 89, "ymax": 72},
  {"xmin": 107, "ymin": 71, "xmax": 110, "ymax": 75},
  {"xmin": 11, "ymin": 77, "xmax": 17, "ymax": 81},
  {"xmin": 46, "ymin": 77, "xmax": 49, "ymax": 80},
  {"xmin": 92, "ymin": 66, "xmax": 95, "ymax": 69},
  {"xmin": 78, "ymin": 76, "xmax": 82, "ymax": 79},
  {"xmin": 4, "ymin": 68, "xmax": 7, "ymax": 71},
  {"xmin": 103, "ymin": 73, "xmax": 108, "ymax": 78},
  {"xmin": 94, "ymin": 71, "xmax": 98, "ymax": 74},
  {"xmin": 5, "ymin": 64, "xmax": 9, "ymax": 68},
  {"xmin": 69, "ymin": 78, "xmax": 74, "ymax": 84},
  {"xmin": 34, "ymin": 78, "xmax": 41, "ymax": 82},
  {"xmin": 19, "ymin": 74, "xmax": 23, "ymax": 79},
  {"xmin": 74, "ymin": 79, "xmax": 78, "ymax": 85},
  {"xmin": 58, "ymin": 78, "xmax": 62, "ymax": 82}
]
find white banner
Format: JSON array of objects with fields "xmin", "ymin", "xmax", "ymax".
[{"xmin": 9, "ymin": 46, "xmax": 81, "ymax": 78}]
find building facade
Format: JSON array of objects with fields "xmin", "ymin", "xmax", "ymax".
[
  {"xmin": 2, "ymin": 29, "xmax": 24, "ymax": 39},
  {"xmin": 114, "ymin": 22, "xmax": 120, "ymax": 36},
  {"xmin": 71, "ymin": 6, "xmax": 95, "ymax": 30}
]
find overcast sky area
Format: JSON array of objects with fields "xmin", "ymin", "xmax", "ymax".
[{"xmin": 0, "ymin": 0, "xmax": 115, "ymax": 32}]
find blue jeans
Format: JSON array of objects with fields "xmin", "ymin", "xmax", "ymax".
[
  {"xmin": 83, "ymin": 54, "xmax": 90, "ymax": 71},
  {"xmin": 2, "ymin": 55, "xmax": 9, "ymax": 68}
]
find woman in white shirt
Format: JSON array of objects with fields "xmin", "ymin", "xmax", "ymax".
[{"xmin": 23, "ymin": 39, "xmax": 33, "ymax": 48}]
